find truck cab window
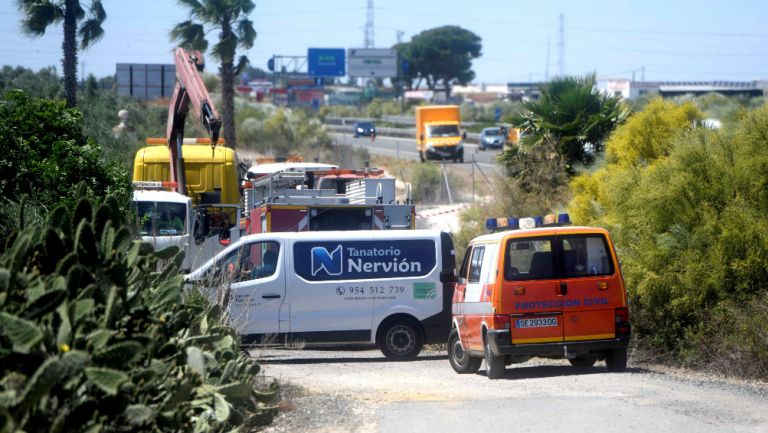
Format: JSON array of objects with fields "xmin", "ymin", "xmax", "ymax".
[
  {"xmin": 427, "ymin": 124, "xmax": 460, "ymax": 138},
  {"xmin": 137, "ymin": 202, "xmax": 186, "ymax": 236}
]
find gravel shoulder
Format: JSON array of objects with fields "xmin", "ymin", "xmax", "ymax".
[{"xmin": 253, "ymin": 347, "xmax": 768, "ymax": 433}]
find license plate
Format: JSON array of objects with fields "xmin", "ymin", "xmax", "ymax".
[{"xmin": 515, "ymin": 317, "xmax": 558, "ymax": 328}]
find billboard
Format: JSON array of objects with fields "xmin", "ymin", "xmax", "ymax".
[
  {"xmin": 307, "ymin": 48, "xmax": 346, "ymax": 77},
  {"xmin": 116, "ymin": 63, "xmax": 176, "ymax": 100},
  {"xmin": 347, "ymin": 49, "xmax": 397, "ymax": 78}
]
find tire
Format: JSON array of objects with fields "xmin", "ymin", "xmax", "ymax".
[
  {"xmin": 479, "ymin": 144, "xmax": 485, "ymax": 151},
  {"xmin": 419, "ymin": 151, "xmax": 425, "ymax": 163},
  {"xmin": 448, "ymin": 329, "xmax": 482, "ymax": 374},
  {"xmin": 379, "ymin": 320, "xmax": 423, "ymax": 359},
  {"xmin": 568, "ymin": 356, "xmax": 596, "ymax": 368},
  {"xmin": 606, "ymin": 348, "xmax": 628, "ymax": 372},
  {"xmin": 484, "ymin": 336, "xmax": 506, "ymax": 379}
]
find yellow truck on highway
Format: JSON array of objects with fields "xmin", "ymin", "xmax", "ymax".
[{"xmin": 415, "ymin": 105, "xmax": 465, "ymax": 163}]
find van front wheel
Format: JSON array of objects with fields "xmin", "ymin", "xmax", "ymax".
[
  {"xmin": 448, "ymin": 329, "xmax": 482, "ymax": 374},
  {"xmin": 380, "ymin": 321, "xmax": 423, "ymax": 359}
]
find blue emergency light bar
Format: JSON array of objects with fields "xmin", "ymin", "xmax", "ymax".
[{"xmin": 485, "ymin": 213, "xmax": 571, "ymax": 232}]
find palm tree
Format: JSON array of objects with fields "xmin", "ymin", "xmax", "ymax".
[
  {"xmin": 16, "ymin": 0, "xmax": 106, "ymax": 107},
  {"xmin": 171, "ymin": 0, "xmax": 256, "ymax": 149},
  {"xmin": 501, "ymin": 73, "xmax": 627, "ymax": 174}
]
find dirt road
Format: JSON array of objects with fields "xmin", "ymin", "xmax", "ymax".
[{"xmin": 255, "ymin": 347, "xmax": 768, "ymax": 433}]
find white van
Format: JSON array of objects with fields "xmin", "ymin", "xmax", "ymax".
[{"xmin": 186, "ymin": 230, "xmax": 456, "ymax": 358}]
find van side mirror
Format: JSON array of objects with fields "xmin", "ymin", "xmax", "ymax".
[
  {"xmin": 440, "ymin": 269, "xmax": 458, "ymax": 283},
  {"xmin": 218, "ymin": 224, "xmax": 231, "ymax": 246}
]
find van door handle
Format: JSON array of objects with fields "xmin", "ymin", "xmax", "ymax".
[
  {"xmin": 262, "ymin": 294, "xmax": 281, "ymax": 299},
  {"xmin": 559, "ymin": 282, "xmax": 568, "ymax": 296}
]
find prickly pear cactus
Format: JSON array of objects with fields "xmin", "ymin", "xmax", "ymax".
[{"xmin": 0, "ymin": 191, "xmax": 276, "ymax": 433}]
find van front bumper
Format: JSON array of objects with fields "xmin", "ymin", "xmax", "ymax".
[
  {"xmin": 426, "ymin": 145, "xmax": 463, "ymax": 160},
  {"xmin": 486, "ymin": 330, "xmax": 629, "ymax": 357}
]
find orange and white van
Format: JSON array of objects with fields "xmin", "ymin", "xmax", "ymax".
[{"xmin": 448, "ymin": 216, "xmax": 631, "ymax": 379}]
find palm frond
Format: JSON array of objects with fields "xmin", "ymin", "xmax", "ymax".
[
  {"xmin": 236, "ymin": 17, "xmax": 256, "ymax": 49},
  {"xmin": 177, "ymin": 0, "xmax": 204, "ymax": 14},
  {"xmin": 170, "ymin": 20, "xmax": 208, "ymax": 52},
  {"xmin": 211, "ymin": 34, "xmax": 237, "ymax": 63},
  {"xmin": 91, "ymin": 0, "xmax": 106, "ymax": 21},
  {"xmin": 234, "ymin": 55, "xmax": 249, "ymax": 75},
  {"xmin": 17, "ymin": 0, "xmax": 62, "ymax": 36},
  {"xmin": 78, "ymin": 18, "xmax": 104, "ymax": 49}
]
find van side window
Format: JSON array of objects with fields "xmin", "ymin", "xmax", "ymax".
[
  {"xmin": 210, "ymin": 241, "xmax": 281, "ymax": 284},
  {"xmin": 560, "ymin": 235, "xmax": 614, "ymax": 277},
  {"xmin": 468, "ymin": 246, "xmax": 485, "ymax": 283},
  {"xmin": 504, "ymin": 238, "xmax": 554, "ymax": 280},
  {"xmin": 479, "ymin": 243, "xmax": 499, "ymax": 284},
  {"xmin": 459, "ymin": 246, "xmax": 472, "ymax": 280}
]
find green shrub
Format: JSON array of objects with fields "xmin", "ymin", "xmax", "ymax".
[
  {"xmin": 568, "ymin": 100, "xmax": 768, "ymax": 377},
  {"xmin": 0, "ymin": 90, "xmax": 132, "ymax": 239},
  {"xmin": 411, "ymin": 163, "xmax": 442, "ymax": 204},
  {"xmin": 0, "ymin": 190, "xmax": 275, "ymax": 432}
]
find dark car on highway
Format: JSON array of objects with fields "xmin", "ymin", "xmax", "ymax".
[{"xmin": 354, "ymin": 121, "xmax": 376, "ymax": 138}]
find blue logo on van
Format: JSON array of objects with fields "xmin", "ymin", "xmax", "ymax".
[
  {"xmin": 311, "ymin": 245, "xmax": 343, "ymax": 276},
  {"xmin": 294, "ymin": 240, "xmax": 436, "ymax": 281}
]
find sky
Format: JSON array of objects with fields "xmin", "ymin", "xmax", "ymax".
[{"xmin": 1, "ymin": 0, "xmax": 767, "ymax": 84}]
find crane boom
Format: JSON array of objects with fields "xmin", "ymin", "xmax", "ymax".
[{"xmin": 166, "ymin": 47, "xmax": 222, "ymax": 195}]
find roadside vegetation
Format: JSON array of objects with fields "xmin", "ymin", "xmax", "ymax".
[
  {"xmin": 570, "ymin": 98, "xmax": 768, "ymax": 378},
  {"xmin": 0, "ymin": 87, "xmax": 277, "ymax": 431}
]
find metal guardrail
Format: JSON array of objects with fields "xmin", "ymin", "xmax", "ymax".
[
  {"xmin": 325, "ymin": 123, "xmax": 481, "ymax": 144},
  {"xmin": 324, "ymin": 115, "xmax": 477, "ymax": 127}
]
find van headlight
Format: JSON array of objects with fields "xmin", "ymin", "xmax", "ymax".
[{"xmin": 427, "ymin": 144, "xmax": 434, "ymax": 151}]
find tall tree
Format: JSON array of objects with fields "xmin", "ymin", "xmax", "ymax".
[
  {"xmin": 16, "ymin": 0, "xmax": 106, "ymax": 107},
  {"xmin": 171, "ymin": 0, "xmax": 256, "ymax": 149},
  {"xmin": 392, "ymin": 42, "xmax": 419, "ymax": 90},
  {"xmin": 407, "ymin": 26, "xmax": 481, "ymax": 99},
  {"xmin": 501, "ymin": 73, "xmax": 628, "ymax": 174}
]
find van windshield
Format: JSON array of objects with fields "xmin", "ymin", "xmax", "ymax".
[
  {"xmin": 136, "ymin": 202, "xmax": 186, "ymax": 236},
  {"xmin": 426, "ymin": 124, "xmax": 460, "ymax": 138}
]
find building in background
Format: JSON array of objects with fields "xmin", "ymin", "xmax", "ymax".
[{"xmin": 597, "ymin": 79, "xmax": 766, "ymax": 100}]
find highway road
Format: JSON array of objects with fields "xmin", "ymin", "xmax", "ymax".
[
  {"xmin": 330, "ymin": 132, "xmax": 501, "ymax": 173},
  {"xmin": 257, "ymin": 348, "xmax": 768, "ymax": 433}
]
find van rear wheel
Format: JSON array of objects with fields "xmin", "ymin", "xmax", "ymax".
[
  {"xmin": 484, "ymin": 337, "xmax": 506, "ymax": 379},
  {"xmin": 380, "ymin": 321, "xmax": 423, "ymax": 359},
  {"xmin": 606, "ymin": 348, "xmax": 628, "ymax": 372},
  {"xmin": 448, "ymin": 329, "xmax": 481, "ymax": 374}
]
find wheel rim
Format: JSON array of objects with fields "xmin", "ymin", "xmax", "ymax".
[
  {"xmin": 452, "ymin": 338, "xmax": 468, "ymax": 365},
  {"xmin": 387, "ymin": 325, "xmax": 416, "ymax": 355}
]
